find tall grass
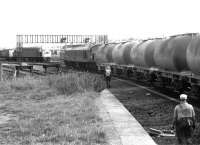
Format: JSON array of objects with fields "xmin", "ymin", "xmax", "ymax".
[
  {"xmin": 47, "ymin": 72, "xmax": 105, "ymax": 95},
  {"xmin": 0, "ymin": 72, "xmax": 107, "ymax": 145}
]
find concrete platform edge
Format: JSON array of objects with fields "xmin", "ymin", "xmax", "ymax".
[{"xmin": 99, "ymin": 89, "xmax": 157, "ymax": 145}]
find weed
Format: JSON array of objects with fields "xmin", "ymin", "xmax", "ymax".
[{"xmin": 0, "ymin": 72, "xmax": 107, "ymax": 145}]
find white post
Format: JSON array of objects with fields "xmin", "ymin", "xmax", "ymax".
[{"xmin": 13, "ymin": 68, "xmax": 17, "ymax": 80}]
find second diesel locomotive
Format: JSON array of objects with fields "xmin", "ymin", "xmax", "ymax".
[{"xmin": 0, "ymin": 47, "xmax": 51, "ymax": 62}]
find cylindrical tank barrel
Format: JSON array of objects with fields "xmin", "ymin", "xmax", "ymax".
[
  {"xmin": 105, "ymin": 43, "xmax": 117, "ymax": 63},
  {"xmin": 186, "ymin": 35, "xmax": 200, "ymax": 74},
  {"xmin": 112, "ymin": 43, "xmax": 125, "ymax": 64},
  {"xmin": 154, "ymin": 35, "xmax": 192, "ymax": 71},
  {"xmin": 122, "ymin": 41, "xmax": 139, "ymax": 64},
  {"xmin": 144, "ymin": 39, "xmax": 163, "ymax": 67},
  {"xmin": 130, "ymin": 40, "xmax": 153, "ymax": 67}
]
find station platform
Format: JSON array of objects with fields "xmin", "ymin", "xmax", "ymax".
[{"xmin": 97, "ymin": 89, "xmax": 157, "ymax": 145}]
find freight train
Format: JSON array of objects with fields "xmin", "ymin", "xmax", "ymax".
[
  {"xmin": 63, "ymin": 33, "xmax": 200, "ymax": 98},
  {"xmin": 0, "ymin": 47, "xmax": 51, "ymax": 62}
]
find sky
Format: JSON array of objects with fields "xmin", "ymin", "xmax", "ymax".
[{"xmin": 0, "ymin": 0, "xmax": 200, "ymax": 48}]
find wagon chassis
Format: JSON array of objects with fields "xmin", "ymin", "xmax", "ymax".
[{"xmin": 98, "ymin": 63, "xmax": 200, "ymax": 98}]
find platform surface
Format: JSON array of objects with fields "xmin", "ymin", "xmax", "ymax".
[{"xmin": 97, "ymin": 89, "xmax": 157, "ymax": 145}]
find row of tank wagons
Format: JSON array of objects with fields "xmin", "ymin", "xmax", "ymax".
[
  {"xmin": 93, "ymin": 34, "xmax": 200, "ymax": 75},
  {"xmin": 0, "ymin": 47, "xmax": 52, "ymax": 60}
]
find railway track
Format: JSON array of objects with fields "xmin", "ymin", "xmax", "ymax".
[
  {"xmin": 113, "ymin": 77, "xmax": 200, "ymax": 111},
  {"xmin": 109, "ymin": 77, "xmax": 200, "ymax": 145},
  {"xmin": 65, "ymin": 67, "xmax": 200, "ymax": 109},
  {"xmin": 3, "ymin": 64, "xmax": 200, "ymax": 144},
  {"xmin": 4, "ymin": 62, "xmax": 200, "ymax": 110}
]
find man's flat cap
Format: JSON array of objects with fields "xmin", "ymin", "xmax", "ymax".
[{"xmin": 180, "ymin": 94, "xmax": 187, "ymax": 100}]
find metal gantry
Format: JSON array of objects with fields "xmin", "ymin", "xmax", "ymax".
[{"xmin": 16, "ymin": 34, "xmax": 108, "ymax": 48}]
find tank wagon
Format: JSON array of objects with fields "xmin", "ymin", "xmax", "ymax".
[{"xmin": 62, "ymin": 33, "xmax": 200, "ymax": 98}]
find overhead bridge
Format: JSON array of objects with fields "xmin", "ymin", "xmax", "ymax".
[{"xmin": 16, "ymin": 34, "xmax": 108, "ymax": 47}]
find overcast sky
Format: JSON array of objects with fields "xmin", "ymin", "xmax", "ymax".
[{"xmin": 0, "ymin": 0, "xmax": 200, "ymax": 48}]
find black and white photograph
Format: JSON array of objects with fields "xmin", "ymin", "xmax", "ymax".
[{"xmin": 0, "ymin": 0, "xmax": 199, "ymax": 144}]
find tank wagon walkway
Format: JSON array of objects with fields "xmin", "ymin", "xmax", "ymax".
[{"xmin": 96, "ymin": 89, "xmax": 157, "ymax": 145}]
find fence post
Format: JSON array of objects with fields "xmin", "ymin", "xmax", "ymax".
[{"xmin": 13, "ymin": 68, "xmax": 17, "ymax": 80}]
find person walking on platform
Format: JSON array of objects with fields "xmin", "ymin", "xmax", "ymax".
[
  {"xmin": 172, "ymin": 94, "xmax": 196, "ymax": 145},
  {"xmin": 104, "ymin": 65, "xmax": 111, "ymax": 88}
]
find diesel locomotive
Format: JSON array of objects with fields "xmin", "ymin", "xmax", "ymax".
[
  {"xmin": 62, "ymin": 33, "xmax": 200, "ymax": 98},
  {"xmin": 0, "ymin": 47, "xmax": 51, "ymax": 62}
]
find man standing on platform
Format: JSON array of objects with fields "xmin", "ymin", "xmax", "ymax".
[
  {"xmin": 172, "ymin": 94, "xmax": 196, "ymax": 145},
  {"xmin": 105, "ymin": 65, "xmax": 111, "ymax": 88}
]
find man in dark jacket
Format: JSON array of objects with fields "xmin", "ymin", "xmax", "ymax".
[
  {"xmin": 104, "ymin": 65, "xmax": 111, "ymax": 88},
  {"xmin": 172, "ymin": 94, "xmax": 195, "ymax": 145}
]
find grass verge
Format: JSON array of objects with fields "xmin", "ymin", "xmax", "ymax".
[{"xmin": 0, "ymin": 72, "xmax": 106, "ymax": 145}]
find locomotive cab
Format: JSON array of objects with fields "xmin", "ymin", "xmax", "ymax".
[{"xmin": 42, "ymin": 49, "xmax": 51, "ymax": 62}]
